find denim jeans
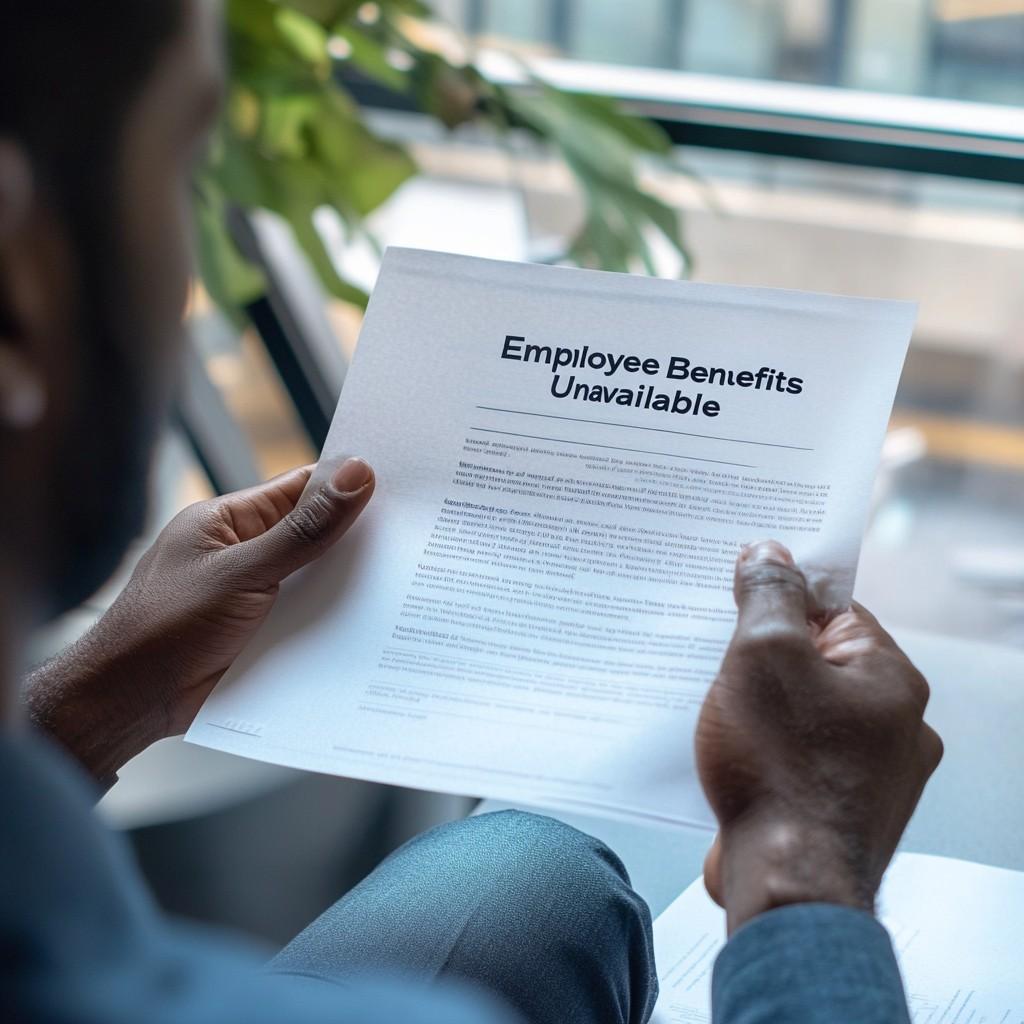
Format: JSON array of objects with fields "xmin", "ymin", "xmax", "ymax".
[{"xmin": 268, "ymin": 810, "xmax": 659, "ymax": 1024}]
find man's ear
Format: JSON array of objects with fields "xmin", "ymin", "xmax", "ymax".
[{"xmin": 0, "ymin": 139, "xmax": 46, "ymax": 432}]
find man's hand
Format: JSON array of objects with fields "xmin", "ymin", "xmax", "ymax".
[
  {"xmin": 696, "ymin": 540, "xmax": 943, "ymax": 934},
  {"xmin": 25, "ymin": 459, "xmax": 374, "ymax": 782}
]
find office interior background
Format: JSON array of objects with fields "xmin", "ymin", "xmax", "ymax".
[{"xmin": 33, "ymin": 0, "xmax": 1024, "ymax": 946}]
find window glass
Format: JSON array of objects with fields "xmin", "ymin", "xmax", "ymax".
[{"xmin": 440, "ymin": 0, "xmax": 1024, "ymax": 106}]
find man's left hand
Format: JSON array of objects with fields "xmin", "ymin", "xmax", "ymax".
[{"xmin": 25, "ymin": 458, "xmax": 374, "ymax": 782}]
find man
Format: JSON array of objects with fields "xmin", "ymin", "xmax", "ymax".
[{"xmin": 0, "ymin": 2, "xmax": 940, "ymax": 1022}]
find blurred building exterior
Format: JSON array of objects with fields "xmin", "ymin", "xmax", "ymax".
[{"xmin": 431, "ymin": 0, "xmax": 1024, "ymax": 106}]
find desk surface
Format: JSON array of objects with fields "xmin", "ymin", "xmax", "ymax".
[{"xmin": 480, "ymin": 627, "xmax": 1024, "ymax": 917}]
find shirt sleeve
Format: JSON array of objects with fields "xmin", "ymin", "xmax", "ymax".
[{"xmin": 711, "ymin": 903, "xmax": 911, "ymax": 1024}]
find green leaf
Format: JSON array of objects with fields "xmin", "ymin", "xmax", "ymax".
[
  {"xmin": 276, "ymin": 0, "xmax": 362, "ymax": 26},
  {"xmin": 290, "ymin": 215, "xmax": 370, "ymax": 307},
  {"xmin": 331, "ymin": 25, "xmax": 411, "ymax": 92},
  {"xmin": 213, "ymin": 137, "xmax": 280, "ymax": 209},
  {"xmin": 273, "ymin": 0, "xmax": 431, "ymax": 28},
  {"xmin": 328, "ymin": 134, "xmax": 417, "ymax": 215},
  {"xmin": 226, "ymin": 86, "xmax": 261, "ymax": 139},
  {"xmin": 273, "ymin": 7, "xmax": 330, "ymax": 71},
  {"xmin": 543, "ymin": 89, "xmax": 672, "ymax": 155},
  {"xmin": 495, "ymin": 81, "xmax": 691, "ymax": 276},
  {"xmin": 193, "ymin": 177, "xmax": 266, "ymax": 316},
  {"xmin": 226, "ymin": 0, "xmax": 281, "ymax": 45},
  {"xmin": 505, "ymin": 88, "xmax": 636, "ymax": 180},
  {"xmin": 260, "ymin": 93, "xmax": 319, "ymax": 158}
]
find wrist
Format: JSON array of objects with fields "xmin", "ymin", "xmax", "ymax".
[
  {"xmin": 24, "ymin": 616, "xmax": 166, "ymax": 781},
  {"xmin": 719, "ymin": 815, "xmax": 876, "ymax": 935}
]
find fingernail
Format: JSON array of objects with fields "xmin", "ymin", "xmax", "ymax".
[
  {"xmin": 742, "ymin": 540, "xmax": 794, "ymax": 565},
  {"xmin": 331, "ymin": 457, "xmax": 372, "ymax": 494}
]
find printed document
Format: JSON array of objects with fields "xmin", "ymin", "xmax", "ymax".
[
  {"xmin": 650, "ymin": 853, "xmax": 1024, "ymax": 1022},
  {"xmin": 187, "ymin": 248, "xmax": 915, "ymax": 826}
]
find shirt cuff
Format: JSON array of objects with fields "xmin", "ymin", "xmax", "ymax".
[{"xmin": 712, "ymin": 903, "xmax": 910, "ymax": 1024}]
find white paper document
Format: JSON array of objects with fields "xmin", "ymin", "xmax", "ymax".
[
  {"xmin": 651, "ymin": 853, "xmax": 1024, "ymax": 1023},
  {"xmin": 187, "ymin": 248, "xmax": 915, "ymax": 826}
]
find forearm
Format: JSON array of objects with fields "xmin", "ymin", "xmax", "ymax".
[
  {"xmin": 713, "ymin": 903, "xmax": 910, "ymax": 1024},
  {"xmin": 23, "ymin": 619, "xmax": 164, "ymax": 785}
]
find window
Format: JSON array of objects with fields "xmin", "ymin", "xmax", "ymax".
[{"xmin": 434, "ymin": 0, "xmax": 1024, "ymax": 106}]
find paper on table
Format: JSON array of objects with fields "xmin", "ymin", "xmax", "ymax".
[
  {"xmin": 186, "ymin": 248, "xmax": 915, "ymax": 826},
  {"xmin": 650, "ymin": 852, "xmax": 1024, "ymax": 1022}
]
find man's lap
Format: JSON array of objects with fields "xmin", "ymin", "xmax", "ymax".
[{"xmin": 268, "ymin": 810, "xmax": 658, "ymax": 1024}]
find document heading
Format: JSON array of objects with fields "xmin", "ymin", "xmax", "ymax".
[{"xmin": 500, "ymin": 334, "xmax": 805, "ymax": 419}]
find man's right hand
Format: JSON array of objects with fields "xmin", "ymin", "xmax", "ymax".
[{"xmin": 696, "ymin": 540, "xmax": 943, "ymax": 934}]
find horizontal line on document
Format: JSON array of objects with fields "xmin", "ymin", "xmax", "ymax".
[
  {"xmin": 379, "ymin": 682, "xmax": 650, "ymax": 726},
  {"xmin": 476, "ymin": 406, "xmax": 813, "ymax": 451},
  {"xmin": 357, "ymin": 703, "xmax": 617, "ymax": 739},
  {"xmin": 205, "ymin": 722, "xmax": 262, "ymax": 738},
  {"xmin": 468, "ymin": 428, "xmax": 757, "ymax": 469},
  {"xmin": 382, "ymin": 646, "xmax": 536, "ymax": 672},
  {"xmin": 382, "ymin": 648, "xmax": 541, "ymax": 679},
  {"xmin": 374, "ymin": 682, "xmax": 553, "ymax": 715}
]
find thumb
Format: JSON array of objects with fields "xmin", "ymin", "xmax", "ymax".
[
  {"xmin": 733, "ymin": 540, "xmax": 811, "ymax": 642},
  {"xmin": 703, "ymin": 833, "xmax": 724, "ymax": 908},
  {"xmin": 230, "ymin": 457, "xmax": 375, "ymax": 586}
]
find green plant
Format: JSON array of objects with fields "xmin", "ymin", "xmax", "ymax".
[{"xmin": 196, "ymin": 0, "xmax": 691, "ymax": 318}]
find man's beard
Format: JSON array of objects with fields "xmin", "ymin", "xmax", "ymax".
[
  {"xmin": 46, "ymin": 347, "xmax": 166, "ymax": 619},
  {"xmin": 43, "ymin": 224, "xmax": 178, "ymax": 619},
  {"xmin": 49, "ymin": 391, "xmax": 160, "ymax": 618}
]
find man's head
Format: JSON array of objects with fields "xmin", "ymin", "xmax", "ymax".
[{"xmin": 0, "ymin": 1, "xmax": 223, "ymax": 621}]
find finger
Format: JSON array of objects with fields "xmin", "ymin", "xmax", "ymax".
[
  {"xmin": 225, "ymin": 458, "xmax": 375, "ymax": 585},
  {"xmin": 816, "ymin": 603, "xmax": 901, "ymax": 666},
  {"xmin": 703, "ymin": 833, "xmax": 724, "ymax": 908},
  {"xmin": 215, "ymin": 465, "xmax": 316, "ymax": 542},
  {"xmin": 732, "ymin": 540, "xmax": 812, "ymax": 646}
]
